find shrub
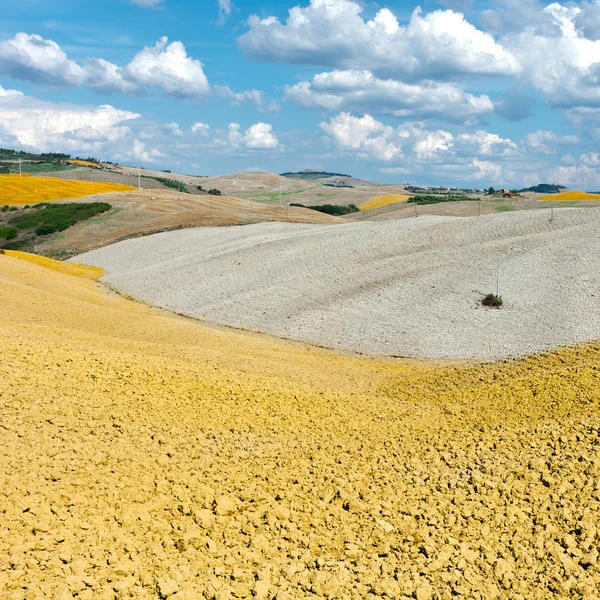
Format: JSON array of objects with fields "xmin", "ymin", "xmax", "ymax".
[
  {"xmin": 290, "ymin": 203, "xmax": 359, "ymax": 216},
  {"xmin": 208, "ymin": 188, "xmax": 221, "ymax": 196},
  {"xmin": 197, "ymin": 185, "xmax": 204, "ymax": 191},
  {"xmin": 0, "ymin": 226, "xmax": 18, "ymax": 240},
  {"xmin": 1, "ymin": 205, "xmax": 8, "ymax": 213},
  {"xmin": 482, "ymin": 294, "xmax": 503, "ymax": 308},
  {"xmin": 10, "ymin": 202, "xmax": 111, "ymax": 236},
  {"xmin": 1, "ymin": 238, "xmax": 31, "ymax": 251},
  {"xmin": 150, "ymin": 177, "xmax": 187, "ymax": 193}
]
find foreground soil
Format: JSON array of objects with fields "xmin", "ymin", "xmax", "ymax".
[{"xmin": 1, "ymin": 254, "xmax": 600, "ymax": 600}]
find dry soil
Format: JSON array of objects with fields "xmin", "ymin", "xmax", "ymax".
[{"xmin": 1, "ymin": 253, "xmax": 600, "ymax": 599}]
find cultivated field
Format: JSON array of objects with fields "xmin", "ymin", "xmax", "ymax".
[
  {"xmin": 539, "ymin": 190, "xmax": 600, "ymax": 201},
  {"xmin": 2, "ymin": 253, "xmax": 600, "ymax": 599},
  {"xmin": 68, "ymin": 160, "xmax": 101, "ymax": 168},
  {"xmin": 348, "ymin": 195, "xmax": 600, "ymax": 221},
  {"xmin": 359, "ymin": 194, "xmax": 410, "ymax": 211},
  {"xmin": 34, "ymin": 189, "xmax": 341, "ymax": 258},
  {"xmin": 0, "ymin": 174, "xmax": 135, "ymax": 205},
  {"xmin": 37, "ymin": 167, "xmax": 167, "ymax": 189},
  {"xmin": 77, "ymin": 208, "xmax": 600, "ymax": 360}
]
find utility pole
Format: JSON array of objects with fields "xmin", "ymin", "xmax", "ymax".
[
  {"xmin": 497, "ymin": 256, "xmax": 501, "ymax": 298},
  {"xmin": 138, "ymin": 167, "xmax": 141, "ymax": 190}
]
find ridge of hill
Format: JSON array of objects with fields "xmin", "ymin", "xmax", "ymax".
[
  {"xmin": 280, "ymin": 169, "xmax": 353, "ymax": 179},
  {"xmin": 519, "ymin": 183, "xmax": 567, "ymax": 194}
]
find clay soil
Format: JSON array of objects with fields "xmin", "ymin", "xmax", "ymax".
[{"xmin": 1, "ymin": 253, "xmax": 600, "ymax": 599}]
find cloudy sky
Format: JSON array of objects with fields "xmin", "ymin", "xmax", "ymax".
[{"xmin": 2, "ymin": 0, "xmax": 600, "ymax": 187}]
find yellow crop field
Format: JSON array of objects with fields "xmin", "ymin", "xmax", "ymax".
[
  {"xmin": 360, "ymin": 193, "xmax": 410, "ymax": 211},
  {"xmin": 68, "ymin": 159, "xmax": 101, "ymax": 168},
  {"xmin": 3, "ymin": 250, "xmax": 104, "ymax": 279},
  {"xmin": 2, "ymin": 252, "xmax": 600, "ymax": 597},
  {"xmin": 539, "ymin": 190, "xmax": 600, "ymax": 201},
  {"xmin": 0, "ymin": 174, "xmax": 135, "ymax": 205}
]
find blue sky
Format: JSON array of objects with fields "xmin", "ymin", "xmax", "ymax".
[{"xmin": 1, "ymin": 0, "xmax": 600, "ymax": 188}]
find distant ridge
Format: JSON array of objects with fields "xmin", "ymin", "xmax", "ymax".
[
  {"xmin": 519, "ymin": 183, "xmax": 567, "ymax": 194},
  {"xmin": 281, "ymin": 170, "xmax": 353, "ymax": 179}
]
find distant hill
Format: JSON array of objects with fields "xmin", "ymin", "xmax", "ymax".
[
  {"xmin": 519, "ymin": 183, "xmax": 567, "ymax": 194},
  {"xmin": 281, "ymin": 169, "xmax": 353, "ymax": 180},
  {"xmin": 0, "ymin": 147, "xmax": 100, "ymax": 175}
]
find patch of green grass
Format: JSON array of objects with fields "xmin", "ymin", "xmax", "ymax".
[
  {"xmin": 247, "ymin": 189, "xmax": 311, "ymax": 204},
  {"xmin": 23, "ymin": 161, "xmax": 75, "ymax": 174},
  {"xmin": 495, "ymin": 205, "xmax": 514, "ymax": 212},
  {"xmin": 9, "ymin": 202, "xmax": 111, "ymax": 236}
]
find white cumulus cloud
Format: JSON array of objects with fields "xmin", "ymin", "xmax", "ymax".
[
  {"xmin": 523, "ymin": 130, "xmax": 580, "ymax": 154},
  {"xmin": 214, "ymin": 85, "xmax": 280, "ymax": 113},
  {"xmin": 319, "ymin": 112, "xmax": 519, "ymax": 164},
  {"xmin": 0, "ymin": 33, "xmax": 86, "ymax": 86},
  {"xmin": 130, "ymin": 138, "xmax": 165, "ymax": 163},
  {"xmin": 0, "ymin": 33, "xmax": 211, "ymax": 100},
  {"xmin": 191, "ymin": 122, "xmax": 210, "ymax": 135},
  {"xmin": 84, "ymin": 58, "xmax": 140, "ymax": 95},
  {"xmin": 164, "ymin": 122, "xmax": 183, "ymax": 137},
  {"xmin": 238, "ymin": 1, "xmax": 519, "ymax": 79},
  {"xmin": 507, "ymin": 2, "xmax": 600, "ymax": 107},
  {"xmin": 285, "ymin": 70, "xmax": 494, "ymax": 123},
  {"xmin": 0, "ymin": 85, "xmax": 140, "ymax": 153},
  {"xmin": 228, "ymin": 122, "xmax": 279, "ymax": 149},
  {"xmin": 125, "ymin": 37, "xmax": 210, "ymax": 98}
]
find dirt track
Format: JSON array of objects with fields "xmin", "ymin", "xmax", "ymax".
[{"xmin": 2, "ymin": 253, "xmax": 600, "ymax": 599}]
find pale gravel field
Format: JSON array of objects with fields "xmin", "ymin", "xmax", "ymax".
[{"xmin": 75, "ymin": 208, "xmax": 600, "ymax": 360}]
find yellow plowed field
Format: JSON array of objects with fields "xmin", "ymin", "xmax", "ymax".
[
  {"xmin": 1, "ymin": 254, "xmax": 600, "ymax": 598},
  {"xmin": 2, "ymin": 250, "xmax": 104, "ymax": 279},
  {"xmin": 0, "ymin": 174, "xmax": 135, "ymax": 205},
  {"xmin": 539, "ymin": 190, "xmax": 600, "ymax": 201},
  {"xmin": 360, "ymin": 193, "xmax": 410, "ymax": 211},
  {"xmin": 68, "ymin": 159, "xmax": 101, "ymax": 168}
]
